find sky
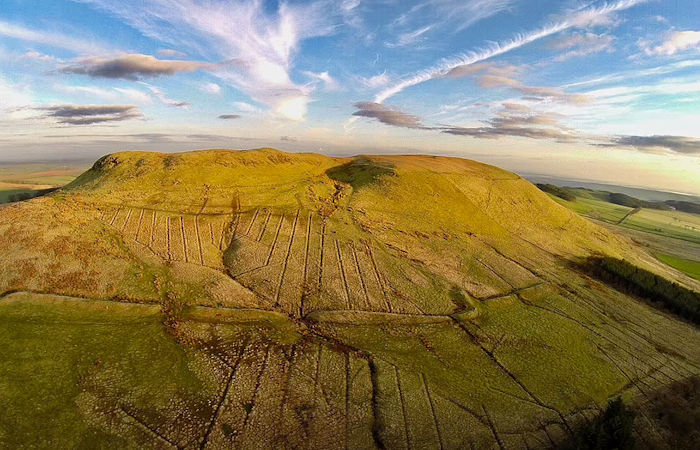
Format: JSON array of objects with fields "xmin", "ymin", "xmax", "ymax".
[{"xmin": 0, "ymin": 0, "xmax": 699, "ymax": 194}]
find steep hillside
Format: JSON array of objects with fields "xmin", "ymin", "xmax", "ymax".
[{"xmin": 1, "ymin": 149, "xmax": 698, "ymax": 449}]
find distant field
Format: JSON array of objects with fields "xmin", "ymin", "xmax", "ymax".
[
  {"xmin": 550, "ymin": 195, "xmax": 700, "ymax": 243},
  {"xmin": 554, "ymin": 196, "xmax": 632, "ymax": 223},
  {"xmin": 655, "ymin": 254, "xmax": 700, "ymax": 281},
  {"xmin": 624, "ymin": 208, "xmax": 700, "ymax": 243},
  {"xmin": 548, "ymin": 192, "xmax": 700, "ymax": 281},
  {"xmin": 0, "ymin": 163, "xmax": 85, "ymax": 204}
]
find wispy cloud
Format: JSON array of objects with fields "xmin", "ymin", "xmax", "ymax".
[
  {"xmin": 375, "ymin": 0, "xmax": 646, "ymax": 103},
  {"xmin": 563, "ymin": 59, "xmax": 700, "ymax": 89},
  {"xmin": 76, "ymin": 0, "xmax": 338, "ymax": 121},
  {"xmin": 0, "ymin": 76, "xmax": 33, "ymax": 111},
  {"xmin": 357, "ymin": 71, "xmax": 390, "ymax": 90},
  {"xmin": 603, "ymin": 135, "xmax": 700, "ymax": 154},
  {"xmin": 640, "ymin": 30, "xmax": 700, "ymax": 56},
  {"xmin": 548, "ymin": 32, "xmax": 615, "ymax": 61},
  {"xmin": 439, "ymin": 103, "xmax": 577, "ymax": 141},
  {"xmin": 352, "ymin": 98, "xmax": 700, "ymax": 156},
  {"xmin": 233, "ymin": 101, "xmax": 262, "ymax": 114},
  {"xmin": 443, "ymin": 62, "xmax": 591, "ymax": 104},
  {"xmin": 392, "ymin": 0, "xmax": 517, "ymax": 33},
  {"xmin": 200, "ymin": 82, "xmax": 222, "ymax": 95},
  {"xmin": 218, "ymin": 114, "xmax": 240, "ymax": 120},
  {"xmin": 0, "ymin": 20, "xmax": 106, "ymax": 54},
  {"xmin": 140, "ymin": 83, "xmax": 190, "ymax": 108},
  {"xmin": 60, "ymin": 54, "xmax": 207, "ymax": 80},
  {"xmin": 302, "ymin": 71, "xmax": 339, "ymax": 91},
  {"xmin": 157, "ymin": 48, "xmax": 186, "ymax": 58},
  {"xmin": 386, "ymin": 25, "xmax": 433, "ymax": 48},
  {"xmin": 56, "ymin": 85, "xmax": 152, "ymax": 104},
  {"xmin": 19, "ymin": 51, "xmax": 59, "ymax": 63}
]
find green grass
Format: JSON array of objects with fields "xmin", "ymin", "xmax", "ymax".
[
  {"xmin": 656, "ymin": 254, "xmax": 700, "ymax": 281},
  {"xmin": 0, "ymin": 293, "xmax": 206, "ymax": 448},
  {"xmin": 0, "ymin": 187, "xmax": 38, "ymax": 203},
  {"xmin": 549, "ymin": 194, "xmax": 700, "ymax": 244},
  {"xmin": 548, "ymin": 190, "xmax": 700, "ymax": 283},
  {"xmin": 550, "ymin": 195, "xmax": 633, "ymax": 224},
  {"xmin": 623, "ymin": 208, "xmax": 700, "ymax": 244}
]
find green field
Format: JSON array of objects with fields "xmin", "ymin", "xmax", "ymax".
[
  {"xmin": 549, "ymin": 192, "xmax": 700, "ymax": 283},
  {"xmin": 624, "ymin": 208, "xmax": 700, "ymax": 243},
  {"xmin": 0, "ymin": 163, "xmax": 85, "ymax": 204},
  {"xmin": 551, "ymin": 196, "xmax": 633, "ymax": 223},
  {"xmin": 656, "ymin": 254, "xmax": 700, "ymax": 281},
  {"xmin": 0, "ymin": 149, "xmax": 698, "ymax": 448}
]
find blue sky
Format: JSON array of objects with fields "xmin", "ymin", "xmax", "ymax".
[{"xmin": 0, "ymin": 0, "xmax": 699, "ymax": 193}]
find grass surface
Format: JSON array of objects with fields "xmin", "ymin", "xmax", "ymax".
[
  {"xmin": 0, "ymin": 293, "xmax": 204, "ymax": 448},
  {"xmin": 656, "ymin": 254, "xmax": 700, "ymax": 281},
  {"xmin": 552, "ymin": 196, "xmax": 633, "ymax": 223}
]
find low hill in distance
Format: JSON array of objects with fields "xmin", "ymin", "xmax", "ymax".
[
  {"xmin": 536, "ymin": 183, "xmax": 700, "ymax": 214},
  {"xmin": 525, "ymin": 174, "xmax": 700, "ymax": 204},
  {"xmin": 1, "ymin": 149, "xmax": 698, "ymax": 449}
]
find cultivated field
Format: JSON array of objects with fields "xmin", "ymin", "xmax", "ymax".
[
  {"xmin": 0, "ymin": 163, "xmax": 84, "ymax": 204},
  {"xmin": 548, "ymin": 193, "xmax": 700, "ymax": 281},
  {"xmin": 1, "ymin": 149, "xmax": 698, "ymax": 449}
]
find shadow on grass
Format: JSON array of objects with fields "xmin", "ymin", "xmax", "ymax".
[
  {"xmin": 325, "ymin": 158, "xmax": 395, "ymax": 191},
  {"xmin": 578, "ymin": 256, "xmax": 700, "ymax": 324},
  {"xmin": 0, "ymin": 187, "xmax": 59, "ymax": 204}
]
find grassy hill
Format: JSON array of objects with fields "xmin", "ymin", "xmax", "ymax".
[{"xmin": 1, "ymin": 149, "xmax": 698, "ymax": 449}]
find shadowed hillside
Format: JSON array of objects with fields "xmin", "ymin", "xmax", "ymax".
[{"xmin": 1, "ymin": 149, "xmax": 698, "ymax": 449}]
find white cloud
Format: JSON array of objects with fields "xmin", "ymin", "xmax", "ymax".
[
  {"xmin": 19, "ymin": 51, "xmax": 58, "ymax": 63},
  {"xmin": 0, "ymin": 76, "xmax": 38, "ymax": 122},
  {"xmin": 200, "ymin": 82, "xmax": 222, "ymax": 95},
  {"xmin": 302, "ymin": 71, "xmax": 339, "ymax": 91},
  {"xmin": 76, "ymin": 0, "xmax": 338, "ymax": 121},
  {"xmin": 0, "ymin": 76, "xmax": 33, "ymax": 110},
  {"xmin": 357, "ymin": 71, "xmax": 390, "ymax": 90},
  {"xmin": 641, "ymin": 30, "xmax": 700, "ymax": 56},
  {"xmin": 0, "ymin": 20, "xmax": 106, "ymax": 54},
  {"xmin": 139, "ymin": 83, "xmax": 189, "ymax": 108},
  {"xmin": 233, "ymin": 101, "xmax": 262, "ymax": 114},
  {"xmin": 375, "ymin": 0, "xmax": 646, "ymax": 103},
  {"xmin": 386, "ymin": 25, "xmax": 433, "ymax": 48},
  {"xmin": 56, "ymin": 85, "xmax": 153, "ymax": 104}
]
